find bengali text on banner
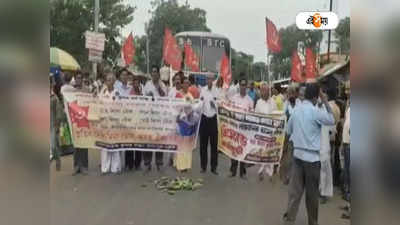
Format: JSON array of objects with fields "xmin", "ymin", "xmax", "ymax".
[
  {"xmin": 217, "ymin": 101, "xmax": 286, "ymax": 165},
  {"xmin": 63, "ymin": 91, "xmax": 201, "ymax": 152}
]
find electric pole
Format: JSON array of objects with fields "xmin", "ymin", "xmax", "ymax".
[
  {"xmin": 93, "ymin": 0, "xmax": 99, "ymax": 78},
  {"xmin": 145, "ymin": 22, "xmax": 150, "ymax": 75},
  {"xmin": 327, "ymin": 0, "xmax": 333, "ymax": 63}
]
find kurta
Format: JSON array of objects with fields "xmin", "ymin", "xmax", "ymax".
[
  {"xmin": 100, "ymin": 88, "xmax": 122, "ymax": 173},
  {"xmin": 319, "ymin": 105, "xmax": 334, "ymax": 197}
]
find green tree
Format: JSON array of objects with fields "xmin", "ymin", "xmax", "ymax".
[
  {"xmin": 146, "ymin": 0, "xmax": 210, "ymax": 67},
  {"xmin": 270, "ymin": 24, "xmax": 322, "ymax": 80},
  {"xmin": 335, "ymin": 17, "xmax": 350, "ymax": 55},
  {"xmin": 252, "ymin": 61, "xmax": 267, "ymax": 81},
  {"xmin": 231, "ymin": 48, "xmax": 254, "ymax": 81},
  {"xmin": 50, "ymin": 0, "xmax": 135, "ymax": 70},
  {"xmin": 132, "ymin": 35, "xmax": 148, "ymax": 73}
]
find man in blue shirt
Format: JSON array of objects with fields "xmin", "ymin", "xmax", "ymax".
[
  {"xmin": 247, "ymin": 81, "xmax": 257, "ymax": 104},
  {"xmin": 283, "ymin": 83, "xmax": 335, "ymax": 225}
]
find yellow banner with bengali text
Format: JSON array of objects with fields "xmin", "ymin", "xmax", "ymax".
[{"xmin": 63, "ymin": 91, "xmax": 201, "ymax": 152}]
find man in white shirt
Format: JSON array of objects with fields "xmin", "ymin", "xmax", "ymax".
[
  {"xmin": 229, "ymin": 78, "xmax": 254, "ymax": 179},
  {"xmin": 168, "ymin": 74, "xmax": 182, "ymax": 98},
  {"xmin": 100, "ymin": 72, "xmax": 122, "ymax": 175},
  {"xmin": 71, "ymin": 72, "xmax": 90, "ymax": 175},
  {"xmin": 143, "ymin": 66, "xmax": 167, "ymax": 98},
  {"xmin": 160, "ymin": 62, "xmax": 170, "ymax": 86},
  {"xmin": 114, "ymin": 68, "xmax": 132, "ymax": 97},
  {"xmin": 283, "ymin": 86, "xmax": 300, "ymax": 120},
  {"xmin": 226, "ymin": 78, "xmax": 239, "ymax": 99},
  {"xmin": 342, "ymin": 104, "xmax": 350, "ymax": 201},
  {"xmin": 254, "ymin": 82, "xmax": 277, "ymax": 180},
  {"xmin": 255, "ymin": 83, "xmax": 277, "ymax": 114},
  {"xmin": 113, "ymin": 69, "xmax": 133, "ymax": 171},
  {"xmin": 142, "ymin": 65, "xmax": 167, "ymax": 172},
  {"xmin": 199, "ymin": 73, "xmax": 220, "ymax": 175},
  {"xmin": 60, "ymin": 72, "xmax": 75, "ymax": 96}
]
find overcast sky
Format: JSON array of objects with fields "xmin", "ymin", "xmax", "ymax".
[{"xmin": 123, "ymin": 0, "xmax": 350, "ymax": 62}]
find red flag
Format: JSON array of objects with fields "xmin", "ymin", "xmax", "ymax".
[
  {"xmin": 305, "ymin": 48, "xmax": 317, "ymax": 79},
  {"xmin": 266, "ymin": 18, "xmax": 282, "ymax": 53},
  {"xmin": 219, "ymin": 53, "xmax": 232, "ymax": 89},
  {"xmin": 291, "ymin": 51, "xmax": 304, "ymax": 82},
  {"xmin": 68, "ymin": 102, "xmax": 89, "ymax": 128},
  {"xmin": 184, "ymin": 43, "xmax": 200, "ymax": 72},
  {"xmin": 122, "ymin": 32, "xmax": 135, "ymax": 65},
  {"xmin": 163, "ymin": 28, "xmax": 182, "ymax": 71}
]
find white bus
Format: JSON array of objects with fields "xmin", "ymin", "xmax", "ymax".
[{"xmin": 175, "ymin": 31, "xmax": 231, "ymax": 86}]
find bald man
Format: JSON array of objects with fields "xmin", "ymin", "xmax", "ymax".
[{"xmin": 255, "ymin": 83, "xmax": 277, "ymax": 180}]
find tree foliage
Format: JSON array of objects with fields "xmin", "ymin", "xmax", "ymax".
[
  {"xmin": 335, "ymin": 17, "xmax": 350, "ymax": 55},
  {"xmin": 50, "ymin": 0, "xmax": 135, "ymax": 70},
  {"xmin": 231, "ymin": 48, "xmax": 254, "ymax": 81},
  {"xmin": 252, "ymin": 61, "xmax": 268, "ymax": 81},
  {"xmin": 146, "ymin": 0, "xmax": 211, "ymax": 67},
  {"xmin": 270, "ymin": 24, "xmax": 322, "ymax": 80},
  {"xmin": 133, "ymin": 35, "xmax": 148, "ymax": 73},
  {"xmin": 230, "ymin": 49, "xmax": 268, "ymax": 82}
]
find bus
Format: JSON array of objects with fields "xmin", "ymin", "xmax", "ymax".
[{"xmin": 174, "ymin": 31, "xmax": 231, "ymax": 86}]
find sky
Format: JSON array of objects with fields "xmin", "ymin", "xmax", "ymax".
[{"xmin": 123, "ymin": 0, "xmax": 350, "ymax": 62}]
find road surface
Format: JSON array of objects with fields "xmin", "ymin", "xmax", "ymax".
[{"xmin": 51, "ymin": 150, "xmax": 350, "ymax": 225}]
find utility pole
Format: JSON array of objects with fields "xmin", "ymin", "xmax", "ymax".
[
  {"xmin": 93, "ymin": 0, "xmax": 99, "ymax": 79},
  {"xmin": 327, "ymin": 0, "xmax": 333, "ymax": 63},
  {"xmin": 145, "ymin": 23, "xmax": 150, "ymax": 75}
]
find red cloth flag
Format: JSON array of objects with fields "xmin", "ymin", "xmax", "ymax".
[
  {"xmin": 291, "ymin": 50, "xmax": 304, "ymax": 82},
  {"xmin": 305, "ymin": 47, "xmax": 317, "ymax": 79},
  {"xmin": 184, "ymin": 43, "xmax": 200, "ymax": 72},
  {"xmin": 163, "ymin": 28, "xmax": 182, "ymax": 71},
  {"xmin": 219, "ymin": 53, "xmax": 232, "ymax": 89},
  {"xmin": 266, "ymin": 18, "xmax": 282, "ymax": 53},
  {"xmin": 121, "ymin": 32, "xmax": 135, "ymax": 65},
  {"xmin": 68, "ymin": 102, "xmax": 89, "ymax": 128}
]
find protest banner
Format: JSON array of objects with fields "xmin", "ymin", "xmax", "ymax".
[
  {"xmin": 63, "ymin": 91, "xmax": 201, "ymax": 152},
  {"xmin": 217, "ymin": 101, "xmax": 286, "ymax": 165}
]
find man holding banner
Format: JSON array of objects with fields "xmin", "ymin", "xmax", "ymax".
[
  {"xmin": 100, "ymin": 73, "xmax": 122, "ymax": 175},
  {"xmin": 114, "ymin": 68, "xmax": 133, "ymax": 171},
  {"xmin": 228, "ymin": 77, "xmax": 254, "ymax": 179},
  {"xmin": 254, "ymin": 82, "xmax": 277, "ymax": 180},
  {"xmin": 71, "ymin": 72, "xmax": 90, "ymax": 175},
  {"xmin": 142, "ymin": 65, "xmax": 167, "ymax": 172}
]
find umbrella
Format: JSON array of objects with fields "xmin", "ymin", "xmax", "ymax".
[{"xmin": 50, "ymin": 47, "xmax": 81, "ymax": 71}]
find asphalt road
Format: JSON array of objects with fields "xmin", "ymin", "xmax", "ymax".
[{"xmin": 50, "ymin": 150, "xmax": 350, "ymax": 225}]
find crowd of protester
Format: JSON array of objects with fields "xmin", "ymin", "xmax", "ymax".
[{"xmin": 50, "ymin": 67, "xmax": 351, "ymax": 224}]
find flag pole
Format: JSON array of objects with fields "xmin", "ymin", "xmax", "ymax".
[{"xmin": 267, "ymin": 52, "xmax": 271, "ymax": 97}]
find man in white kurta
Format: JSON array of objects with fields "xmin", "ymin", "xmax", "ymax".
[
  {"xmin": 254, "ymin": 83, "xmax": 277, "ymax": 180},
  {"xmin": 100, "ymin": 73, "xmax": 122, "ymax": 174},
  {"xmin": 114, "ymin": 69, "xmax": 132, "ymax": 171},
  {"xmin": 142, "ymin": 65, "xmax": 168, "ymax": 171},
  {"xmin": 319, "ymin": 104, "xmax": 333, "ymax": 200}
]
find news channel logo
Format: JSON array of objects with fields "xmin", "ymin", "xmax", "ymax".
[{"xmin": 296, "ymin": 12, "xmax": 339, "ymax": 30}]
